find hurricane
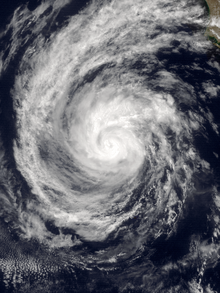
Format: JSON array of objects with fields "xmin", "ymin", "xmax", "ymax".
[{"xmin": 0, "ymin": 0, "xmax": 220, "ymax": 292}]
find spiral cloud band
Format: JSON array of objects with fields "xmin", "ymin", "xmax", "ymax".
[
  {"xmin": 10, "ymin": 0, "xmax": 213, "ymax": 247},
  {"xmin": 1, "ymin": 2, "xmax": 220, "ymax": 291}
]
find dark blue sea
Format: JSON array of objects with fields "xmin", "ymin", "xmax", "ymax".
[{"xmin": 0, "ymin": 0, "xmax": 220, "ymax": 292}]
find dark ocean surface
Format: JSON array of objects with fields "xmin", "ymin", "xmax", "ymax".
[{"xmin": 0, "ymin": 0, "xmax": 220, "ymax": 292}]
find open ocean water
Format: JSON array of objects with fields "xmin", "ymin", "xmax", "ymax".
[{"xmin": 0, "ymin": 0, "xmax": 220, "ymax": 292}]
